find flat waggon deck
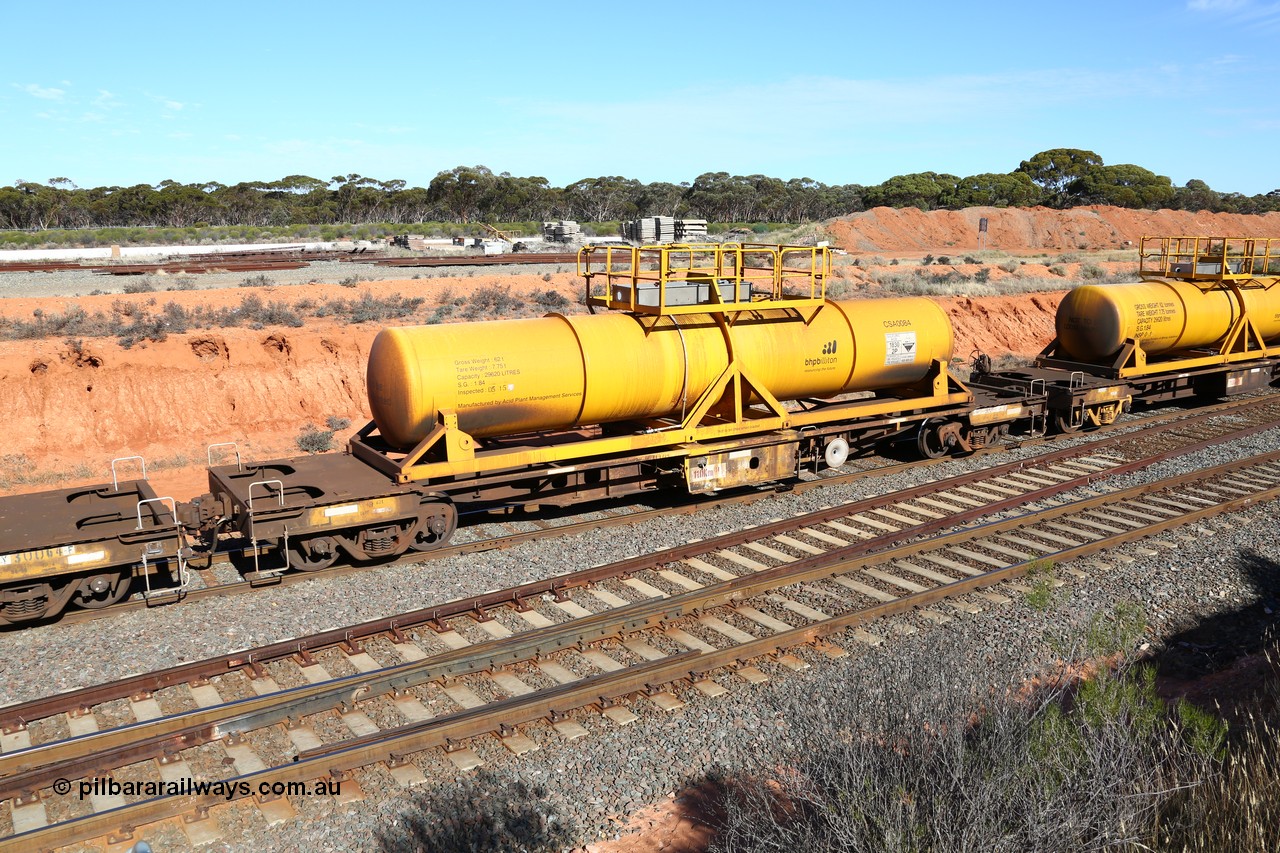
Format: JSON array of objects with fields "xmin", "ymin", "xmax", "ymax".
[
  {"xmin": 207, "ymin": 453, "xmax": 406, "ymax": 507},
  {"xmin": 0, "ymin": 480, "xmax": 168, "ymax": 553}
]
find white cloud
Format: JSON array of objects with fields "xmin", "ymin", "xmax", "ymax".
[
  {"xmin": 1188, "ymin": 0, "xmax": 1248, "ymax": 9},
  {"xmin": 145, "ymin": 92, "xmax": 186, "ymax": 111},
  {"xmin": 1187, "ymin": 0, "xmax": 1280, "ymax": 27},
  {"xmin": 14, "ymin": 83, "xmax": 65, "ymax": 101}
]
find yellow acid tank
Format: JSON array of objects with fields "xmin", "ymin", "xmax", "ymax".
[
  {"xmin": 1057, "ymin": 279, "xmax": 1280, "ymax": 362},
  {"xmin": 367, "ymin": 297, "xmax": 953, "ymax": 448}
]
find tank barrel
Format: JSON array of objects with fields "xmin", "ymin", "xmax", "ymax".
[{"xmin": 366, "ymin": 296, "xmax": 953, "ymax": 449}]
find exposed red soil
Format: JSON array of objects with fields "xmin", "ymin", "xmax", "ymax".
[
  {"xmin": 826, "ymin": 204, "xmax": 1280, "ymax": 254},
  {"xmin": 940, "ymin": 293, "xmax": 1060, "ymax": 362}
]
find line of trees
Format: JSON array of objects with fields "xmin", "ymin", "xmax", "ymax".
[{"xmin": 2, "ymin": 150, "xmax": 1277, "ymax": 232}]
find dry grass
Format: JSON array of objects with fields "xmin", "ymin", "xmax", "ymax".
[
  {"xmin": 706, "ymin": 608, "xmax": 1278, "ymax": 853},
  {"xmin": 874, "ymin": 271, "xmax": 1082, "ymax": 297},
  {"xmin": 868, "ymin": 265, "xmax": 1136, "ymax": 297},
  {"xmin": 0, "ymin": 454, "xmax": 94, "ymax": 490},
  {"xmin": 0, "ymin": 292, "xmax": 430, "ymax": 347}
]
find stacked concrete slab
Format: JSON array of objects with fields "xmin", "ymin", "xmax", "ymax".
[
  {"xmin": 542, "ymin": 220, "xmax": 582, "ymax": 243},
  {"xmin": 621, "ymin": 218, "xmax": 657, "ymax": 241},
  {"xmin": 675, "ymin": 219, "xmax": 708, "ymax": 241},
  {"xmin": 653, "ymin": 216, "xmax": 676, "ymax": 241},
  {"xmin": 620, "ymin": 217, "xmax": 709, "ymax": 243}
]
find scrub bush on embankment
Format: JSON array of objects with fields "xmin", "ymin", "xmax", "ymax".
[
  {"xmin": 0, "ymin": 292, "xmax": 427, "ymax": 348},
  {"xmin": 705, "ymin": 606, "xmax": 1278, "ymax": 853}
]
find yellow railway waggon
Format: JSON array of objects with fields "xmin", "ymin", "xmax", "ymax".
[{"xmin": 1, "ymin": 237, "xmax": 1277, "ymax": 626}]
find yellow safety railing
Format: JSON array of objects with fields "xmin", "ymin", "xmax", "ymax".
[
  {"xmin": 1139, "ymin": 236, "xmax": 1280, "ymax": 284},
  {"xmin": 577, "ymin": 242, "xmax": 829, "ymax": 316}
]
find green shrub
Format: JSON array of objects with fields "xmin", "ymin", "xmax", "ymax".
[
  {"xmin": 295, "ymin": 425, "xmax": 334, "ymax": 454},
  {"xmin": 463, "ymin": 284, "xmax": 518, "ymax": 318},
  {"xmin": 533, "ymin": 289, "xmax": 570, "ymax": 309},
  {"xmin": 237, "ymin": 294, "xmax": 303, "ymax": 327},
  {"xmin": 317, "ymin": 292, "xmax": 424, "ymax": 324},
  {"xmin": 1025, "ymin": 560, "xmax": 1057, "ymax": 611},
  {"xmin": 122, "ymin": 277, "xmax": 156, "ymax": 294},
  {"xmin": 377, "ymin": 768, "xmax": 578, "ymax": 852},
  {"xmin": 116, "ymin": 315, "xmax": 169, "ymax": 349},
  {"xmin": 708, "ymin": 605, "xmax": 1266, "ymax": 853}
]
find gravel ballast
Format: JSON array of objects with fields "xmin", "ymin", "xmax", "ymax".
[{"xmin": 4, "ymin": 411, "xmax": 1279, "ymax": 851}]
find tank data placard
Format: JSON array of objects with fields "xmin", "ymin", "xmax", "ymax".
[
  {"xmin": 454, "ymin": 355, "xmax": 521, "ymax": 402},
  {"xmin": 1133, "ymin": 300, "xmax": 1178, "ymax": 339},
  {"xmin": 884, "ymin": 331, "xmax": 917, "ymax": 365}
]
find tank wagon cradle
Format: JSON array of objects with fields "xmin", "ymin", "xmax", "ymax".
[
  {"xmin": 1, "ymin": 237, "xmax": 1278, "ymax": 626},
  {"xmin": 970, "ymin": 236, "xmax": 1280, "ymax": 433}
]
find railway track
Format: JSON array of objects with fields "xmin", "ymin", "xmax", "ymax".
[
  {"xmin": 360, "ymin": 252, "xmax": 581, "ymax": 268},
  {"xmin": 2, "ymin": 412, "xmax": 1279, "ymax": 849},
  {"xmin": 0, "ymin": 250, "xmax": 577, "ymax": 276},
  {"xmin": 42, "ymin": 392, "xmax": 1280, "ymax": 627}
]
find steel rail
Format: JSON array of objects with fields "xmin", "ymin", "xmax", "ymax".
[
  {"xmin": 6, "ymin": 438, "xmax": 1280, "ymax": 798},
  {"xmin": 4, "ymin": 400, "xmax": 1278, "ymax": 732},
  {"xmin": 8, "ymin": 450, "xmax": 1280, "ymax": 852},
  {"xmin": 43, "ymin": 392, "xmax": 1280, "ymax": 629}
]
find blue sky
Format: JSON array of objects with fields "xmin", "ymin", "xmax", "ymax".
[{"xmin": 2, "ymin": 0, "xmax": 1278, "ymax": 194}]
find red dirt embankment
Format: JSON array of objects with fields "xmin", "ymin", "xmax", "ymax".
[{"xmin": 826, "ymin": 204, "xmax": 1280, "ymax": 253}]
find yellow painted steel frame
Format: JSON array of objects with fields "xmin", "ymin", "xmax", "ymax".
[
  {"xmin": 1139, "ymin": 235, "xmax": 1280, "ymax": 284},
  {"xmin": 0, "ymin": 538, "xmax": 179, "ymax": 583},
  {"xmin": 578, "ymin": 242, "xmax": 829, "ymax": 318},
  {"xmin": 350, "ymin": 359, "xmax": 971, "ymax": 484},
  {"xmin": 1048, "ymin": 234, "xmax": 1280, "ymax": 378},
  {"xmin": 1040, "ymin": 278, "xmax": 1280, "ymax": 379}
]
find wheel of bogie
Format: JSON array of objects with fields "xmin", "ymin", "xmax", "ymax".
[
  {"xmin": 288, "ymin": 536, "xmax": 340, "ymax": 572},
  {"xmin": 70, "ymin": 570, "xmax": 131, "ymax": 610},
  {"xmin": 916, "ymin": 419, "xmax": 950, "ymax": 459},
  {"xmin": 1052, "ymin": 410, "xmax": 1082, "ymax": 434},
  {"xmin": 410, "ymin": 502, "xmax": 458, "ymax": 552}
]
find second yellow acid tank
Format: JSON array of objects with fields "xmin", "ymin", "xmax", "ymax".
[
  {"xmin": 367, "ymin": 296, "xmax": 953, "ymax": 448},
  {"xmin": 1056, "ymin": 279, "xmax": 1280, "ymax": 362}
]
